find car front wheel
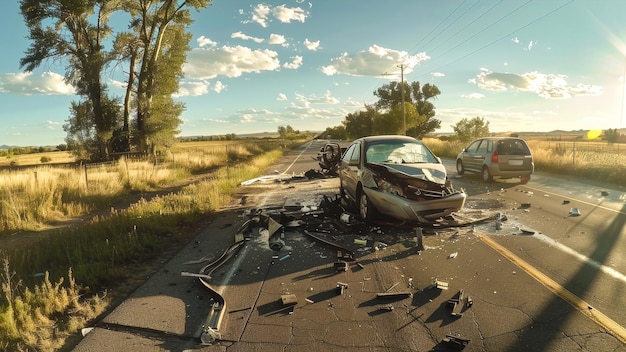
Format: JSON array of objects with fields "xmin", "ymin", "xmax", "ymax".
[
  {"xmin": 482, "ymin": 167, "xmax": 493, "ymax": 182},
  {"xmin": 359, "ymin": 190, "xmax": 377, "ymax": 222},
  {"xmin": 456, "ymin": 159, "xmax": 465, "ymax": 175}
]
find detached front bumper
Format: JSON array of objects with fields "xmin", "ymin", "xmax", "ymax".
[{"xmin": 363, "ymin": 187, "xmax": 467, "ymax": 222}]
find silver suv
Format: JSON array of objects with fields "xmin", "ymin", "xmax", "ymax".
[{"xmin": 456, "ymin": 137, "xmax": 534, "ymax": 183}]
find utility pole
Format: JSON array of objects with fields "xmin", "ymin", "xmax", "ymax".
[
  {"xmin": 381, "ymin": 63, "xmax": 407, "ymax": 135},
  {"xmin": 399, "ymin": 64, "xmax": 406, "ymax": 135}
]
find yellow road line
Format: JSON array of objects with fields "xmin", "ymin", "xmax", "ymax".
[{"xmin": 478, "ymin": 232, "xmax": 626, "ymax": 344}]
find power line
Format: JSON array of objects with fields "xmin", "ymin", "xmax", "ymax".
[
  {"xmin": 409, "ymin": 0, "xmax": 574, "ymax": 80},
  {"xmin": 412, "ymin": 0, "xmax": 575, "ymax": 79}
]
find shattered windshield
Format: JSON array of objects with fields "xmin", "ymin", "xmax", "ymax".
[{"xmin": 365, "ymin": 141, "xmax": 438, "ymax": 164}]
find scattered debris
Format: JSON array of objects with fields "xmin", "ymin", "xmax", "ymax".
[
  {"xmin": 519, "ymin": 228, "xmax": 535, "ymax": 235},
  {"xmin": 416, "ymin": 227, "xmax": 425, "ymax": 251},
  {"xmin": 448, "ymin": 252, "xmax": 458, "ymax": 259},
  {"xmin": 447, "ymin": 289, "xmax": 465, "ymax": 317},
  {"xmin": 569, "ymin": 208, "xmax": 581, "ymax": 217},
  {"xmin": 378, "ymin": 304, "xmax": 394, "ymax": 311},
  {"xmin": 442, "ymin": 334, "xmax": 470, "ymax": 349},
  {"xmin": 520, "ymin": 203, "xmax": 531, "ymax": 209},
  {"xmin": 601, "ymin": 191, "xmax": 609, "ymax": 197},
  {"xmin": 376, "ymin": 292, "xmax": 413, "ymax": 299},
  {"xmin": 334, "ymin": 261, "xmax": 349, "ymax": 272},
  {"xmin": 354, "ymin": 239, "xmax": 367, "ymax": 246},
  {"xmin": 434, "ymin": 280, "xmax": 449, "ymax": 290},
  {"xmin": 281, "ymin": 294, "xmax": 298, "ymax": 306},
  {"xmin": 200, "ymin": 327, "xmax": 222, "ymax": 345},
  {"xmin": 562, "ymin": 200, "xmax": 570, "ymax": 204},
  {"xmin": 336, "ymin": 282, "xmax": 349, "ymax": 295}
]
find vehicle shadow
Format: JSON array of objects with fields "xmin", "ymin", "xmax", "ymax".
[{"xmin": 506, "ymin": 202, "xmax": 626, "ymax": 351}]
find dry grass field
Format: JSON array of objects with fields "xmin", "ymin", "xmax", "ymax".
[
  {"xmin": 0, "ymin": 138, "xmax": 302, "ymax": 352},
  {"xmin": 0, "ymin": 150, "xmax": 76, "ymax": 167}
]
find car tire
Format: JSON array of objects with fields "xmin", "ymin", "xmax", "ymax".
[
  {"xmin": 456, "ymin": 159, "xmax": 465, "ymax": 175},
  {"xmin": 358, "ymin": 189, "xmax": 377, "ymax": 222},
  {"xmin": 482, "ymin": 166, "xmax": 493, "ymax": 183}
]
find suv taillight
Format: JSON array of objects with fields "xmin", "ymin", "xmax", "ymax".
[{"xmin": 491, "ymin": 150, "xmax": 499, "ymax": 164}]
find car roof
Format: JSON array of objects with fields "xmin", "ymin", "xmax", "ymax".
[
  {"xmin": 355, "ymin": 135, "xmax": 421, "ymax": 144},
  {"xmin": 474, "ymin": 136, "xmax": 525, "ymax": 141}
]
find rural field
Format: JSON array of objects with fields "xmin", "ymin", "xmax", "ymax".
[
  {"xmin": 0, "ymin": 138, "xmax": 302, "ymax": 352},
  {"xmin": 0, "ymin": 134, "xmax": 625, "ymax": 351}
]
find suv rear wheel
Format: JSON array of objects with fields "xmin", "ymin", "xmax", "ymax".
[
  {"xmin": 482, "ymin": 166, "xmax": 493, "ymax": 182},
  {"xmin": 456, "ymin": 159, "xmax": 465, "ymax": 175}
]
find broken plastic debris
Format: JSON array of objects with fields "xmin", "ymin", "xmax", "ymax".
[
  {"xmin": 448, "ymin": 252, "xmax": 458, "ymax": 259},
  {"xmin": 569, "ymin": 208, "xmax": 581, "ymax": 216}
]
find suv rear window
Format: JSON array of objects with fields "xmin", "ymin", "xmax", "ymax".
[{"xmin": 496, "ymin": 139, "xmax": 530, "ymax": 155}]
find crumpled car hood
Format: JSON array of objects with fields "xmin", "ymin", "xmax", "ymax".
[{"xmin": 366, "ymin": 162, "xmax": 447, "ymax": 185}]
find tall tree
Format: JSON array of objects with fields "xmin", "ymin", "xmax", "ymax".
[
  {"xmin": 373, "ymin": 81, "xmax": 441, "ymax": 138},
  {"xmin": 343, "ymin": 105, "xmax": 378, "ymax": 139},
  {"xmin": 124, "ymin": 0, "xmax": 211, "ymax": 154},
  {"xmin": 20, "ymin": 0, "xmax": 122, "ymax": 160},
  {"xmin": 453, "ymin": 116, "xmax": 490, "ymax": 143}
]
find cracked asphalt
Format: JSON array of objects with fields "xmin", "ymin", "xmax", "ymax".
[{"xmin": 73, "ymin": 140, "xmax": 626, "ymax": 352}]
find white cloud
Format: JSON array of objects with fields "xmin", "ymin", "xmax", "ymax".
[
  {"xmin": 277, "ymin": 93, "xmax": 287, "ymax": 101},
  {"xmin": 269, "ymin": 33, "xmax": 288, "ymax": 46},
  {"xmin": 249, "ymin": 4, "xmax": 271, "ymax": 27},
  {"xmin": 184, "ymin": 45, "xmax": 280, "ymax": 79},
  {"xmin": 45, "ymin": 120, "xmax": 60, "ymax": 130},
  {"xmin": 304, "ymin": 38, "xmax": 320, "ymax": 51},
  {"xmin": 231, "ymin": 31, "xmax": 264, "ymax": 43},
  {"xmin": 321, "ymin": 45, "xmax": 430, "ymax": 77},
  {"xmin": 0, "ymin": 71, "xmax": 75, "ymax": 96},
  {"xmin": 175, "ymin": 81, "xmax": 210, "ymax": 97},
  {"xmin": 197, "ymin": 36, "xmax": 217, "ymax": 47},
  {"xmin": 245, "ymin": 4, "xmax": 308, "ymax": 27},
  {"xmin": 470, "ymin": 69, "xmax": 603, "ymax": 99},
  {"xmin": 272, "ymin": 4, "xmax": 307, "ymax": 24},
  {"xmin": 461, "ymin": 92, "xmax": 485, "ymax": 99},
  {"xmin": 213, "ymin": 81, "xmax": 225, "ymax": 93},
  {"xmin": 431, "ymin": 72, "xmax": 445, "ymax": 78},
  {"xmin": 283, "ymin": 56, "xmax": 303, "ymax": 69}
]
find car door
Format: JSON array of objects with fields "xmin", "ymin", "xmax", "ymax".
[
  {"xmin": 338, "ymin": 142, "xmax": 361, "ymax": 202},
  {"xmin": 474, "ymin": 139, "xmax": 492, "ymax": 170},
  {"xmin": 461, "ymin": 139, "xmax": 482, "ymax": 172}
]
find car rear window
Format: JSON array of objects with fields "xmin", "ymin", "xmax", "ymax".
[{"xmin": 496, "ymin": 139, "xmax": 531, "ymax": 155}]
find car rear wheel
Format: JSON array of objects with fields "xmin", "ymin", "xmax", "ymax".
[
  {"xmin": 359, "ymin": 190, "xmax": 377, "ymax": 222},
  {"xmin": 482, "ymin": 166, "xmax": 493, "ymax": 183},
  {"xmin": 456, "ymin": 160, "xmax": 465, "ymax": 175}
]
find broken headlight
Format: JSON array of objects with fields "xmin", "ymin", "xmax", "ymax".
[{"xmin": 375, "ymin": 177, "xmax": 405, "ymax": 197}]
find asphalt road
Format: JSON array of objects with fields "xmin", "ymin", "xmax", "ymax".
[{"xmin": 72, "ymin": 139, "xmax": 626, "ymax": 352}]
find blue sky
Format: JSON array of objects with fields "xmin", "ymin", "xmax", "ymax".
[{"xmin": 1, "ymin": 0, "xmax": 626, "ymax": 146}]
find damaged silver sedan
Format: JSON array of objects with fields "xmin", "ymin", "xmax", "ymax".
[{"xmin": 338, "ymin": 135, "xmax": 466, "ymax": 223}]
